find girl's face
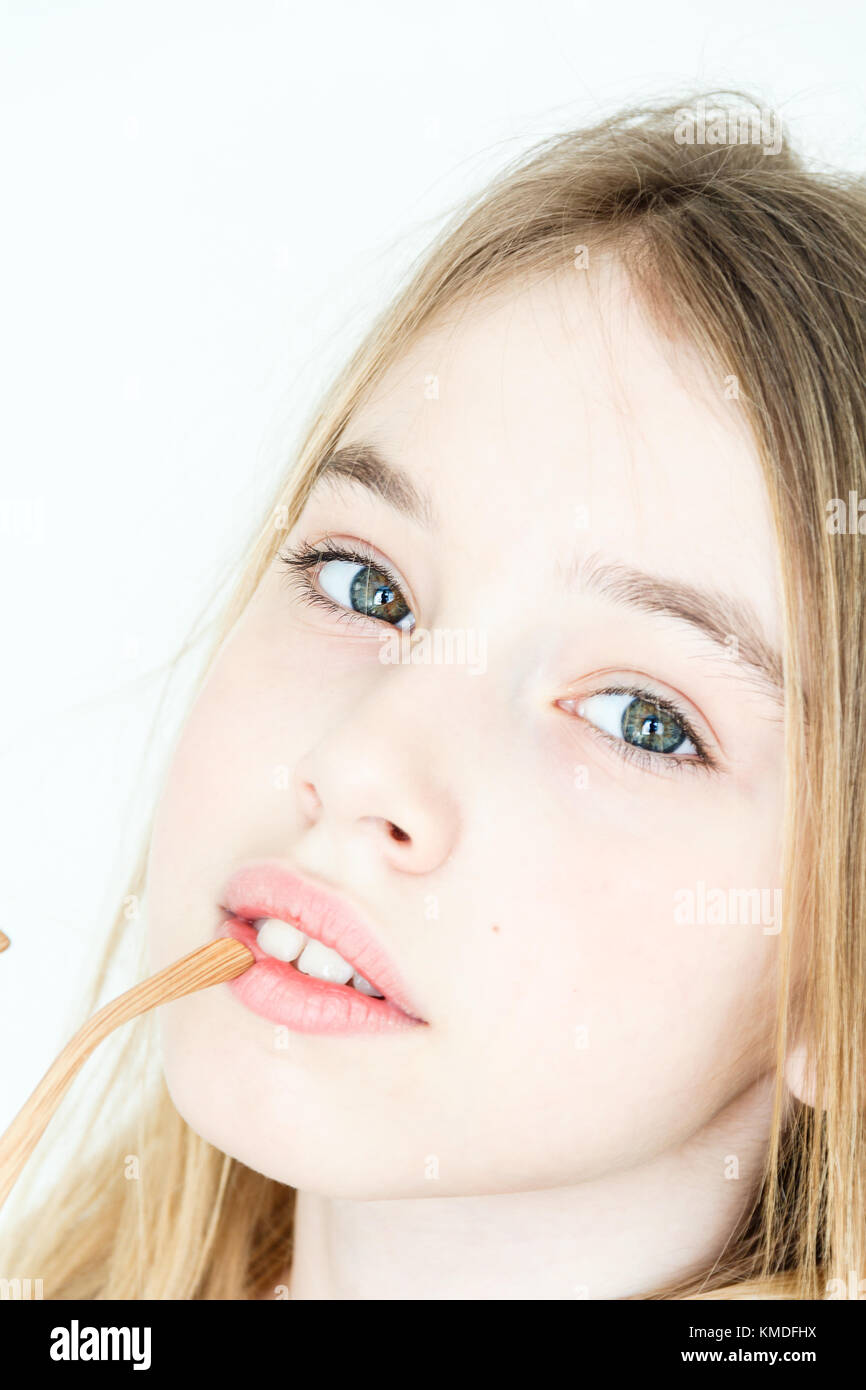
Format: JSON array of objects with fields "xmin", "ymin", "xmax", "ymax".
[{"xmin": 147, "ymin": 261, "xmax": 786, "ymax": 1199}]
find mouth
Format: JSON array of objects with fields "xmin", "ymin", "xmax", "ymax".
[{"xmin": 216, "ymin": 862, "xmax": 427, "ymax": 1035}]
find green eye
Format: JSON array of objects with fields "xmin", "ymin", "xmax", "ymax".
[
  {"xmin": 621, "ymin": 695, "xmax": 688, "ymax": 753},
  {"xmin": 321, "ymin": 559, "xmax": 414, "ymax": 628},
  {"xmin": 579, "ymin": 691, "xmax": 698, "ymax": 757}
]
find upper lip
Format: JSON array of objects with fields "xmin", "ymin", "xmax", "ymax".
[{"xmin": 219, "ymin": 860, "xmax": 425, "ymax": 1021}]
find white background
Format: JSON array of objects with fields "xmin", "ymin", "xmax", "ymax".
[{"xmin": 1, "ymin": 0, "xmax": 864, "ymax": 1138}]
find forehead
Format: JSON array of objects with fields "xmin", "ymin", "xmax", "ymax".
[{"xmin": 342, "ymin": 261, "xmax": 781, "ymax": 646}]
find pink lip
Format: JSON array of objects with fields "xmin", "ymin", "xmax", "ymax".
[{"xmin": 216, "ymin": 862, "xmax": 427, "ymax": 1035}]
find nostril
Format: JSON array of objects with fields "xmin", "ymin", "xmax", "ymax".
[
  {"xmin": 388, "ymin": 822, "xmax": 410, "ymax": 843},
  {"xmin": 298, "ymin": 780, "xmax": 322, "ymax": 817}
]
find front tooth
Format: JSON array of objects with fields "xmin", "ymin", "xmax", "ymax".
[
  {"xmin": 296, "ymin": 939, "xmax": 354, "ymax": 984},
  {"xmin": 255, "ymin": 917, "xmax": 307, "ymax": 962},
  {"xmin": 352, "ymin": 971, "xmax": 384, "ymax": 998}
]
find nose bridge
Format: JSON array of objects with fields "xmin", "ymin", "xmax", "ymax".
[
  {"xmin": 336, "ymin": 635, "xmax": 492, "ymax": 770},
  {"xmin": 378, "ymin": 618, "xmax": 491, "ymax": 679},
  {"xmin": 295, "ymin": 653, "xmax": 485, "ymax": 867}
]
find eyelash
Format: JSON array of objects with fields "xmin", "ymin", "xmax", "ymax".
[
  {"xmin": 278, "ymin": 536, "xmax": 410, "ymax": 630},
  {"xmin": 577, "ymin": 684, "xmax": 717, "ymax": 777},
  {"xmin": 278, "ymin": 538, "xmax": 717, "ymax": 778}
]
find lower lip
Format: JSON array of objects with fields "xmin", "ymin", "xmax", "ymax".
[{"xmin": 217, "ymin": 917, "xmax": 425, "ymax": 1035}]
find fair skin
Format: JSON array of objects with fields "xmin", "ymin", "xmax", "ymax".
[{"xmin": 146, "ymin": 258, "xmax": 789, "ymax": 1298}]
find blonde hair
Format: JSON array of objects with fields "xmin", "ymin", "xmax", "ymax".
[{"xmin": 3, "ymin": 91, "xmax": 864, "ymax": 1299}]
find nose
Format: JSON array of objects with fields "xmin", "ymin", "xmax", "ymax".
[
  {"xmin": 299, "ymin": 777, "xmax": 413, "ymax": 845},
  {"xmin": 292, "ymin": 706, "xmax": 459, "ymax": 876}
]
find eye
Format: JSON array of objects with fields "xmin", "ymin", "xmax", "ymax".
[
  {"xmin": 319, "ymin": 558, "xmax": 414, "ymax": 628},
  {"xmin": 555, "ymin": 684, "xmax": 716, "ymax": 774},
  {"xmin": 279, "ymin": 537, "xmax": 416, "ymax": 630},
  {"xmin": 579, "ymin": 691, "xmax": 697, "ymax": 755}
]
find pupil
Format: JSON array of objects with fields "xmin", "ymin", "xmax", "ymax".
[
  {"xmin": 622, "ymin": 696, "xmax": 684, "ymax": 753},
  {"xmin": 349, "ymin": 565, "xmax": 410, "ymax": 624}
]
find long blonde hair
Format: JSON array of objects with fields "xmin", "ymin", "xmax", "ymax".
[{"xmin": 3, "ymin": 91, "xmax": 865, "ymax": 1299}]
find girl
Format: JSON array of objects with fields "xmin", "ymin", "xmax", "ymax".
[{"xmin": 2, "ymin": 91, "xmax": 864, "ymax": 1300}]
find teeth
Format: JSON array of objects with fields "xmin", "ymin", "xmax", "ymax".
[
  {"xmin": 352, "ymin": 971, "xmax": 384, "ymax": 998},
  {"xmin": 296, "ymin": 938, "xmax": 354, "ymax": 985},
  {"xmin": 254, "ymin": 917, "xmax": 307, "ymax": 962},
  {"xmin": 253, "ymin": 916, "xmax": 385, "ymax": 998}
]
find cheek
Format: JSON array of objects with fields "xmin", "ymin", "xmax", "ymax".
[
  {"xmin": 157, "ymin": 989, "xmax": 297, "ymax": 1175},
  {"xmin": 146, "ymin": 648, "xmax": 313, "ymax": 965},
  {"xmin": 433, "ymin": 781, "xmax": 780, "ymax": 1168},
  {"xmin": 145, "ymin": 690, "xmax": 256, "ymax": 970}
]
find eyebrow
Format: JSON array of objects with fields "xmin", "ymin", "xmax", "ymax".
[
  {"xmin": 310, "ymin": 443, "xmax": 437, "ymax": 529},
  {"xmin": 567, "ymin": 552, "xmax": 784, "ymax": 702},
  {"xmin": 308, "ymin": 442, "xmax": 784, "ymax": 702}
]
